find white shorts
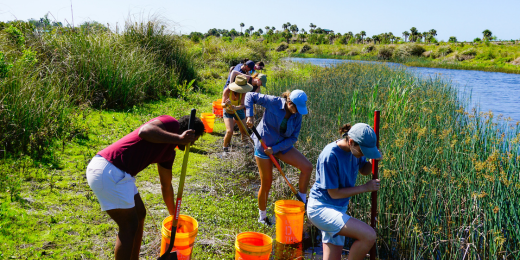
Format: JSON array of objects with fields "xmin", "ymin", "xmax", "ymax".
[
  {"xmin": 307, "ymin": 197, "xmax": 351, "ymax": 246},
  {"xmin": 86, "ymin": 155, "xmax": 138, "ymax": 211}
]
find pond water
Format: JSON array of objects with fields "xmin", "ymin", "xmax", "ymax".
[{"xmin": 287, "ymin": 58, "xmax": 520, "ymax": 123}]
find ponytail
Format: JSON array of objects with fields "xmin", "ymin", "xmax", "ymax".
[
  {"xmin": 281, "ymin": 90, "xmax": 292, "ymax": 102},
  {"xmin": 339, "ymin": 123, "xmax": 352, "ymax": 140}
]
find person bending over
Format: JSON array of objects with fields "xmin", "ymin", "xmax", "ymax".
[
  {"xmin": 86, "ymin": 115, "xmax": 204, "ymax": 260},
  {"xmin": 245, "ymin": 90, "xmax": 313, "ymax": 226},
  {"xmin": 307, "ymin": 123, "xmax": 382, "ymax": 260}
]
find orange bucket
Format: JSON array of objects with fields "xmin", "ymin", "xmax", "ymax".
[
  {"xmin": 201, "ymin": 113, "xmax": 216, "ymax": 133},
  {"xmin": 275, "ymin": 200, "xmax": 305, "ymax": 244},
  {"xmin": 160, "ymin": 215, "xmax": 198, "ymax": 260},
  {"xmin": 235, "ymin": 232, "xmax": 273, "ymax": 260},
  {"xmin": 274, "ymin": 241, "xmax": 303, "ymax": 260},
  {"xmin": 212, "ymin": 99, "xmax": 223, "ymax": 118}
]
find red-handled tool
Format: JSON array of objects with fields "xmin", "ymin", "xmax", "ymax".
[{"xmin": 370, "ymin": 110, "xmax": 380, "ymax": 260}]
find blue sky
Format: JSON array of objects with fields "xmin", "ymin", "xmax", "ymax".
[{"xmin": 1, "ymin": 0, "xmax": 519, "ymax": 41}]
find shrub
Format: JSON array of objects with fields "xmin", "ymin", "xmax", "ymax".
[
  {"xmin": 473, "ymin": 37, "xmax": 482, "ymax": 42},
  {"xmin": 475, "ymin": 50, "xmax": 496, "ymax": 60},
  {"xmin": 0, "ymin": 51, "xmax": 13, "ymax": 78},
  {"xmin": 434, "ymin": 46, "xmax": 453, "ymax": 58},
  {"xmin": 460, "ymin": 48, "xmax": 477, "ymax": 56},
  {"xmin": 377, "ymin": 46, "xmax": 394, "ymax": 60},
  {"xmin": 394, "ymin": 44, "xmax": 426, "ymax": 57},
  {"xmin": 347, "ymin": 48, "xmax": 359, "ymax": 56},
  {"xmin": 4, "ymin": 26, "xmax": 24, "ymax": 47},
  {"xmin": 276, "ymin": 42, "xmax": 288, "ymax": 52},
  {"xmin": 300, "ymin": 44, "xmax": 312, "ymax": 53},
  {"xmin": 361, "ymin": 45, "xmax": 375, "ymax": 54}
]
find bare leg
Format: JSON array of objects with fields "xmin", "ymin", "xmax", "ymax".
[
  {"xmin": 130, "ymin": 194, "xmax": 146, "ymax": 260},
  {"xmin": 323, "ymin": 243, "xmax": 344, "ymax": 260},
  {"xmin": 334, "ymin": 218, "xmax": 376, "ymax": 260},
  {"xmin": 223, "ymin": 117, "xmax": 235, "ymax": 148},
  {"xmin": 106, "ymin": 207, "xmax": 137, "ymax": 260},
  {"xmin": 239, "ymin": 117, "xmax": 249, "ymax": 142},
  {"xmin": 255, "ymin": 156, "xmax": 273, "ymax": 211},
  {"xmin": 274, "ymin": 147, "xmax": 313, "ymax": 194}
]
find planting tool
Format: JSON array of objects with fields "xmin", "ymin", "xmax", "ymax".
[
  {"xmin": 223, "ymin": 104, "xmax": 254, "ymax": 143},
  {"xmin": 250, "ymin": 127, "xmax": 304, "ymax": 203},
  {"xmin": 158, "ymin": 108, "xmax": 196, "ymax": 260},
  {"xmin": 370, "ymin": 110, "xmax": 380, "ymax": 260}
]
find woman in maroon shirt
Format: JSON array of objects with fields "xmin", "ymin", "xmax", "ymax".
[{"xmin": 86, "ymin": 115, "xmax": 204, "ymax": 260}]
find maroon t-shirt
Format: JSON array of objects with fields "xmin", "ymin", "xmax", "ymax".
[{"xmin": 98, "ymin": 115, "xmax": 179, "ymax": 176}]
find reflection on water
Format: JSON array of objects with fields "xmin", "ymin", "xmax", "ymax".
[{"xmin": 287, "ymin": 58, "xmax": 520, "ymax": 123}]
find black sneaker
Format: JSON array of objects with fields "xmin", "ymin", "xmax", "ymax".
[{"xmin": 258, "ymin": 217, "xmax": 272, "ymax": 227}]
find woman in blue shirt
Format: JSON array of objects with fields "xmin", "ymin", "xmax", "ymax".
[
  {"xmin": 245, "ymin": 90, "xmax": 313, "ymax": 226},
  {"xmin": 308, "ymin": 123, "xmax": 382, "ymax": 260}
]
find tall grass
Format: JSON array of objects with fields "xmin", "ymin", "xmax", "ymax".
[
  {"xmin": 265, "ymin": 62, "xmax": 520, "ymax": 258},
  {"xmin": 0, "ymin": 20, "xmax": 198, "ymax": 157}
]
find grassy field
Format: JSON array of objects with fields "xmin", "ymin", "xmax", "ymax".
[{"xmin": 1, "ymin": 21, "xmax": 520, "ymax": 259}]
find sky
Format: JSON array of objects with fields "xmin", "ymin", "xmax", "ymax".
[{"xmin": 1, "ymin": 0, "xmax": 519, "ymax": 42}]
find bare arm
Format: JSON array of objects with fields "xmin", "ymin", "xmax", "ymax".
[
  {"xmin": 138, "ymin": 120, "xmax": 195, "ymax": 145},
  {"xmin": 158, "ymin": 164, "xmax": 176, "ymax": 216},
  {"xmin": 327, "ymin": 179, "xmax": 380, "ymax": 199},
  {"xmin": 229, "ymin": 70, "xmax": 251, "ymax": 83},
  {"xmin": 359, "ymin": 159, "xmax": 373, "ymax": 175}
]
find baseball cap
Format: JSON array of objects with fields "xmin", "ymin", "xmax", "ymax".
[
  {"xmin": 347, "ymin": 123, "xmax": 381, "ymax": 159},
  {"xmin": 289, "ymin": 90, "xmax": 308, "ymax": 115},
  {"xmin": 245, "ymin": 60, "xmax": 255, "ymax": 71}
]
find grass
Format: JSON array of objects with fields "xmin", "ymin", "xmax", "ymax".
[{"xmin": 1, "ymin": 19, "xmax": 519, "ymax": 259}]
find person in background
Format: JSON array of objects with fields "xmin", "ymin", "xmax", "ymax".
[
  {"xmin": 224, "ymin": 60, "xmax": 255, "ymax": 90},
  {"xmin": 307, "ymin": 123, "xmax": 382, "ymax": 260},
  {"xmin": 86, "ymin": 115, "xmax": 205, "ymax": 260},
  {"xmin": 250, "ymin": 61, "xmax": 265, "ymax": 75},
  {"xmin": 222, "ymin": 75, "xmax": 253, "ymax": 154},
  {"xmin": 245, "ymin": 90, "xmax": 313, "ymax": 226},
  {"xmin": 228, "ymin": 71, "xmax": 267, "ymax": 93}
]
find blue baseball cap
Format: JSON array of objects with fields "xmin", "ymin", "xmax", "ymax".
[
  {"xmin": 347, "ymin": 123, "xmax": 381, "ymax": 159},
  {"xmin": 289, "ymin": 90, "xmax": 308, "ymax": 115},
  {"xmin": 245, "ymin": 60, "xmax": 255, "ymax": 71}
]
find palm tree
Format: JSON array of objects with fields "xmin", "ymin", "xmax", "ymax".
[
  {"xmin": 482, "ymin": 29, "xmax": 492, "ymax": 41},
  {"xmin": 265, "ymin": 26, "xmax": 270, "ymax": 31},
  {"xmin": 240, "ymin": 23, "xmax": 244, "ymax": 34},
  {"xmin": 258, "ymin": 28, "xmax": 263, "ymax": 35},
  {"xmin": 249, "ymin": 26, "xmax": 254, "ymax": 33},
  {"xmin": 422, "ymin": 32, "xmax": 429, "ymax": 42},
  {"xmin": 245, "ymin": 29, "xmax": 250, "ymax": 35},
  {"xmin": 429, "ymin": 29, "xmax": 437, "ymax": 39},
  {"xmin": 410, "ymin": 27, "xmax": 418, "ymax": 42},
  {"xmin": 290, "ymin": 24, "xmax": 299, "ymax": 36},
  {"xmin": 360, "ymin": 31, "xmax": 366, "ymax": 44},
  {"xmin": 387, "ymin": 32, "xmax": 394, "ymax": 43},
  {"xmin": 403, "ymin": 31, "xmax": 410, "ymax": 42},
  {"xmin": 282, "ymin": 23, "xmax": 288, "ymax": 30},
  {"xmin": 298, "ymin": 33, "xmax": 306, "ymax": 43},
  {"xmin": 271, "ymin": 26, "xmax": 275, "ymax": 31}
]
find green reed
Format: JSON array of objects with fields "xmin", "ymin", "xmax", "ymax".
[{"xmin": 266, "ymin": 62, "xmax": 520, "ymax": 259}]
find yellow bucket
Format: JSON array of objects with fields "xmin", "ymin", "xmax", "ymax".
[
  {"xmin": 235, "ymin": 232, "xmax": 273, "ymax": 260},
  {"xmin": 275, "ymin": 200, "xmax": 305, "ymax": 244},
  {"xmin": 160, "ymin": 215, "xmax": 198, "ymax": 260}
]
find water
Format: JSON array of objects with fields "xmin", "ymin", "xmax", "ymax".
[{"xmin": 287, "ymin": 58, "xmax": 520, "ymax": 123}]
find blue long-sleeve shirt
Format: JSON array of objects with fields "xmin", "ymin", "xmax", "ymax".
[{"xmin": 245, "ymin": 93, "xmax": 302, "ymax": 154}]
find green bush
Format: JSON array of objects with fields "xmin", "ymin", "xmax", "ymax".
[
  {"xmin": 276, "ymin": 42, "xmax": 288, "ymax": 52},
  {"xmin": 434, "ymin": 46, "xmax": 453, "ymax": 57},
  {"xmin": 460, "ymin": 48, "xmax": 477, "ymax": 56},
  {"xmin": 4, "ymin": 26, "xmax": 25, "ymax": 47},
  {"xmin": 476, "ymin": 50, "xmax": 496, "ymax": 60},
  {"xmin": 394, "ymin": 44, "xmax": 426, "ymax": 57},
  {"xmin": 300, "ymin": 44, "xmax": 312, "ymax": 53},
  {"xmin": 378, "ymin": 46, "xmax": 394, "ymax": 60},
  {"xmin": 361, "ymin": 45, "xmax": 375, "ymax": 54}
]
